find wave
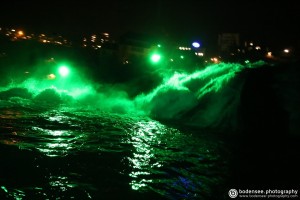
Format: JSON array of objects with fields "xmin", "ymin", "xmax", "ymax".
[
  {"xmin": 1, "ymin": 60, "xmax": 299, "ymax": 134},
  {"xmin": 135, "ymin": 63, "xmax": 246, "ymax": 129}
]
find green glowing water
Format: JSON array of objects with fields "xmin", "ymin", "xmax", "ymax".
[{"xmin": 1, "ymin": 59, "xmax": 266, "ymax": 120}]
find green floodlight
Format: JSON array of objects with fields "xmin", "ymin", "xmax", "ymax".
[
  {"xmin": 150, "ymin": 53, "xmax": 161, "ymax": 63},
  {"xmin": 58, "ymin": 65, "xmax": 70, "ymax": 77}
]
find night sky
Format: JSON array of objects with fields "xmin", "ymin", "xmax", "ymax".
[{"xmin": 1, "ymin": 0, "xmax": 299, "ymax": 46}]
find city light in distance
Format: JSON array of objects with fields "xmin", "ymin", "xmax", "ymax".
[{"xmin": 192, "ymin": 42, "xmax": 200, "ymax": 48}]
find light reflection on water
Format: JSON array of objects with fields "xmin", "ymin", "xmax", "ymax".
[
  {"xmin": 0, "ymin": 107, "xmax": 229, "ymax": 199},
  {"xmin": 128, "ymin": 121, "xmax": 164, "ymax": 191},
  {"xmin": 127, "ymin": 120, "xmax": 228, "ymax": 199}
]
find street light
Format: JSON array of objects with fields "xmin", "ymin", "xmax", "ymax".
[{"xmin": 192, "ymin": 42, "xmax": 200, "ymax": 48}]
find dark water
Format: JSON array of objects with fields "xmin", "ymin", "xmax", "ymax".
[
  {"xmin": 1, "ymin": 58, "xmax": 300, "ymax": 199},
  {"xmin": 0, "ymin": 105, "xmax": 230, "ymax": 200}
]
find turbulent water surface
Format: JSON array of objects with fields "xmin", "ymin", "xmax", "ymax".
[
  {"xmin": 1, "ymin": 59, "xmax": 300, "ymax": 199},
  {"xmin": 0, "ymin": 104, "xmax": 230, "ymax": 200}
]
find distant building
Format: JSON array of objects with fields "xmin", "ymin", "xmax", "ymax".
[
  {"xmin": 218, "ymin": 33, "xmax": 240, "ymax": 53},
  {"xmin": 82, "ymin": 32, "xmax": 111, "ymax": 50},
  {"xmin": 117, "ymin": 32, "xmax": 160, "ymax": 62}
]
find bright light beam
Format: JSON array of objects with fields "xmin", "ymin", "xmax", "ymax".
[
  {"xmin": 151, "ymin": 54, "xmax": 161, "ymax": 63},
  {"xmin": 59, "ymin": 66, "xmax": 70, "ymax": 77}
]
